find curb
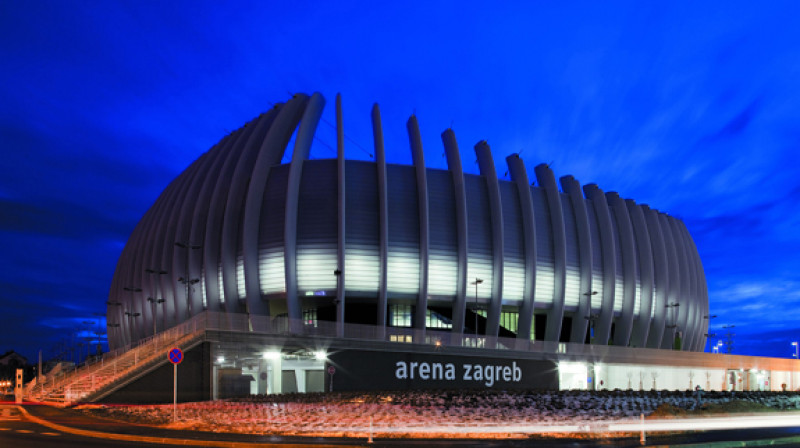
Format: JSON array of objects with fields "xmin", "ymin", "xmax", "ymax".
[{"xmin": 16, "ymin": 405, "xmax": 356, "ymax": 447}]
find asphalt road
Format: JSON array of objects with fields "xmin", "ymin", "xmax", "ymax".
[
  {"xmin": 0, "ymin": 405, "xmax": 177, "ymax": 448},
  {"xmin": 4, "ymin": 402, "xmax": 800, "ymax": 447}
]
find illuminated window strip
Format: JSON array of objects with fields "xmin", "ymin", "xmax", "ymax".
[
  {"xmin": 563, "ymin": 266, "xmax": 582, "ymax": 309},
  {"xmin": 466, "ymin": 254, "xmax": 493, "ymax": 301},
  {"xmin": 218, "ymin": 262, "xmax": 225, "ymax": 304},
  {"xmin": 502, "ymin": 258, "xmax": 525, "ymax": 302},
  {"xmin": 534, "ymin": 262, "xmax": 555, "ymax": 307},
  {"xmin": 386, "ymin": 249, "xmax": 419, "ymax": 294},
  {"xmin": 259, "ymin": 246, "xmax": 286, "ymax": 295},
  {"xmin": 297, "ymin": 245, "xmax": 337, "ymax": 291},
  {"xmin": 236, "ymin": 255, "xmax": 246, "ymax": 299},
  {"xmin": 201, "ymin": 268, "xmax": 207, "ymax": 308},
  {"xmin": 614, "ymin": 276, "xmax": 624, "ymax": 313},
  {"xmin": 344, "ymin": 246, "xmax": 380, "ymax": 292},
  {"xmin": 633, "ymin": 280, "xmax": 642, "ymax": 316},
  {"xmin": 428, "ymin": 252, "xmax": 458, "ymax": 296}
]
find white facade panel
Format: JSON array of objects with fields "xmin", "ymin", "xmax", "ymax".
[
  {"xmin": 259, "ymin": 246, "xmax": 286, "ymax": 295},
  {"xmin": 344, "ymin": 245, "xmax": 380, "ymax": 293}
]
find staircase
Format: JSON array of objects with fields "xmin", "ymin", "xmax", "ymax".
[{"xmin": 31, "ymin": 313, "xmax": 208, "ymax": 405}]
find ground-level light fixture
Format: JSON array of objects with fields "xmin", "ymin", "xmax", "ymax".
[{"xmin": 263, "ymin": 351, "xmax": 281, "ymax": 360}]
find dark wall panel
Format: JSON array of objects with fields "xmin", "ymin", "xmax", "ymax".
[{"xmin": 327, "ymin": 349, "xmax": 558, "ymax": 391}]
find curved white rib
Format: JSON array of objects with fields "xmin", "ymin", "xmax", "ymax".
[
  {"xmin": 507, "ymin": 155, "xmax": 537, "ymax": 341},
  {"xmin": 583, "ymin": 184, "xmax": 615, "ymax": 345},
  {"xmin": 474, "ymin": 141, "xmax": 504, "ymax": 338},
  {"xmin": 373, "ymin": 104, "xmax": 389, "ymax": 337},
  {"xmin": 243, "ymin": 95, "xmax": 308, "ymax": 327},
  {"xmin": 560, "ymin": 175, "xmax": 592, "ymax": 344},
  {"xmin": 442, "ymin": 129, "xmax": 468, "ymax": 336},
  {"xmin": 407, "ymin": 115, "xmax": 429, "ymax": 334},
  {"xmin": 626, "ymin": 199, "xmax": 654, "ymax": 348},
  {"xmin": 607, "ymin": 192, "xmax": 636, "ymax": 347}
]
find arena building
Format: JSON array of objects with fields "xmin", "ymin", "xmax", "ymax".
[{"xmin": 93, "ymin": 92, "xmax": 798, "ymax": 402}]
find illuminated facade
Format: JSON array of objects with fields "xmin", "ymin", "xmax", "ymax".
[{"xmin": 107, "ymin": 92, "xmax": 709, "ymax": 353}]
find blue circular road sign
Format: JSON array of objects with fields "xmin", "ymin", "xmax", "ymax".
[{"xmin": 168, "ymin": 347, "xmax": 183, "ymax": 365}]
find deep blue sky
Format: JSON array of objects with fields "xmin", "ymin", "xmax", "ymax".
[{"xmin": 1, "ymin": 2, "xmax": 798, "ymax": 362}]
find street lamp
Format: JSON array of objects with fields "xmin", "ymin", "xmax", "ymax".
[
  {"xmin": 792, "ymin": 341, "xmax": 798, "ymax": 360},
  {"xmin": 145, "ymin": 268, "xmax": 168, "ymax": 334},
  {"xmin": 722, "ymin": 325, "xmax": 735, "ymax": 354},
  {"xmin": 471, "ymin": 278, "xmax": 483, "ymax": 336},
  {"xmin": 175, "ymin": 242, "xmax": 202, "ymax": 316},
  {"xmin": 106, "ymin": 301, "xmax": 122, "ymax": 349},
  {"xmin": 147, "ymin": 297, "xmax": 166, "ymax": 336},
  {"xmin": 124, "ymin": 311, "xmax": 141, "ymax": 345},
  {"xmin": 583, "ymin": 291, "xmax": 598, "ymax": 343},
  {"xmin": 122, "ymin": 287, "xmax": 142, "ymax": 343},
  {"xmin": 665, "ymin": 302, "xmax": 680, "ymax": 329}
]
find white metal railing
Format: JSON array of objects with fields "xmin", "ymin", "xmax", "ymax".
[{"xmin": 34, "ymin": 313, "xmax": 207, "ymax": 403}]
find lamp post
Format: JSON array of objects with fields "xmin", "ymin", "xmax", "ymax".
[
  {"xmin": 665, "ymin": 302, "xmax": 680, "ymax": 328},
  {"xmin": 471, "ymin": 278, "xmax": 483, "ymax": 336},
  {"xmin": 722, "ymin": 325, "xmax": 735, "ymax": 354},
  {"xmin": 665, "ymin": 302, "xmax": 680, "ymax": 348},
  {"xmin": 703, "ymin": 314, "xmax": 717, "ymax": 351},
  {"xmin": 124, "ymin": 311, "xmax": 141, "ymax": 345},
  {"xmin": 146, "ymin": 297, "xmax": 166, "ymax": 336},
  {"xmin": 106, "ymin": 301, "xmax": 123, "ymax": 350},
  {"xmin": 145, "ymin": 268, "xmax": 168, "ymax": 334},
  {"xmin": 175, "ymin": 242, "xmax": 201, "ymax": 317},
  {"xmin": 122, "ymin": 287, "xmax": 142, "ymax": 343},
  {"xmin": 583, "ymin": 291, "xmax": 598, "ymax": 343},
  {"xmin": 333, "ymin": 269, "xmax": 342, "ymax": 337}
]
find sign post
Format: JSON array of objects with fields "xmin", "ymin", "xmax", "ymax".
[
  {"xmin": 168, "ymin": 347, "xmax": 183, "ymax": 422},
  {"xmin": 327, "ymin": 365, "xmax": 336, "ymax": 392}
]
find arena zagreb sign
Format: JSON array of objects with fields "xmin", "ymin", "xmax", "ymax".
[
  {"xmin": 394, "ymin": 360, "xmax": 523, "ymax": 387},
  {"xmin": 328, "ymin": 350, "xmax": 558, "ymax": 391}
]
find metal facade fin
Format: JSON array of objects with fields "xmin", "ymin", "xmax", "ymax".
[
  {"xmin": 536, "ymin": 164, "xmax": 567, "ymax": 343},
  {"xmin": 442, "ymin": 129, "xmax": 468, "ymax": 338},
  {"xmin": 583, "ymin": 183, "xmax": 615, "ymax": 345},
  {"xmin": 607, "ymin": 192, "xmax": 637, "ymax": 347},
  {"xmin": 626, "ymin": 199, "xmax": 654, "ymax": 348},
  {"xmin": 407, "ymin": 115, "xmax": 429, "ymax": 334},
  {"xmin": 243, "ymin": 94, "xmax": 309, "ymax": 329},
  {"xmin": 560, "ymin": 175, "xmax": 592, "ymax": 344},
  {"xmin": 507, "ymin": 155, "xmax": 537, "ymax": 341},
  {"xmin": 373, "ymin": 104, "xmax": 389, "ymax": 337},
  {"xmin": 474, "ymin": 141, "xmax": 504, "ymax": 338},
  {"xmin": 284, "ymin": 92, "xmax": 326, "ymax": 333}
]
